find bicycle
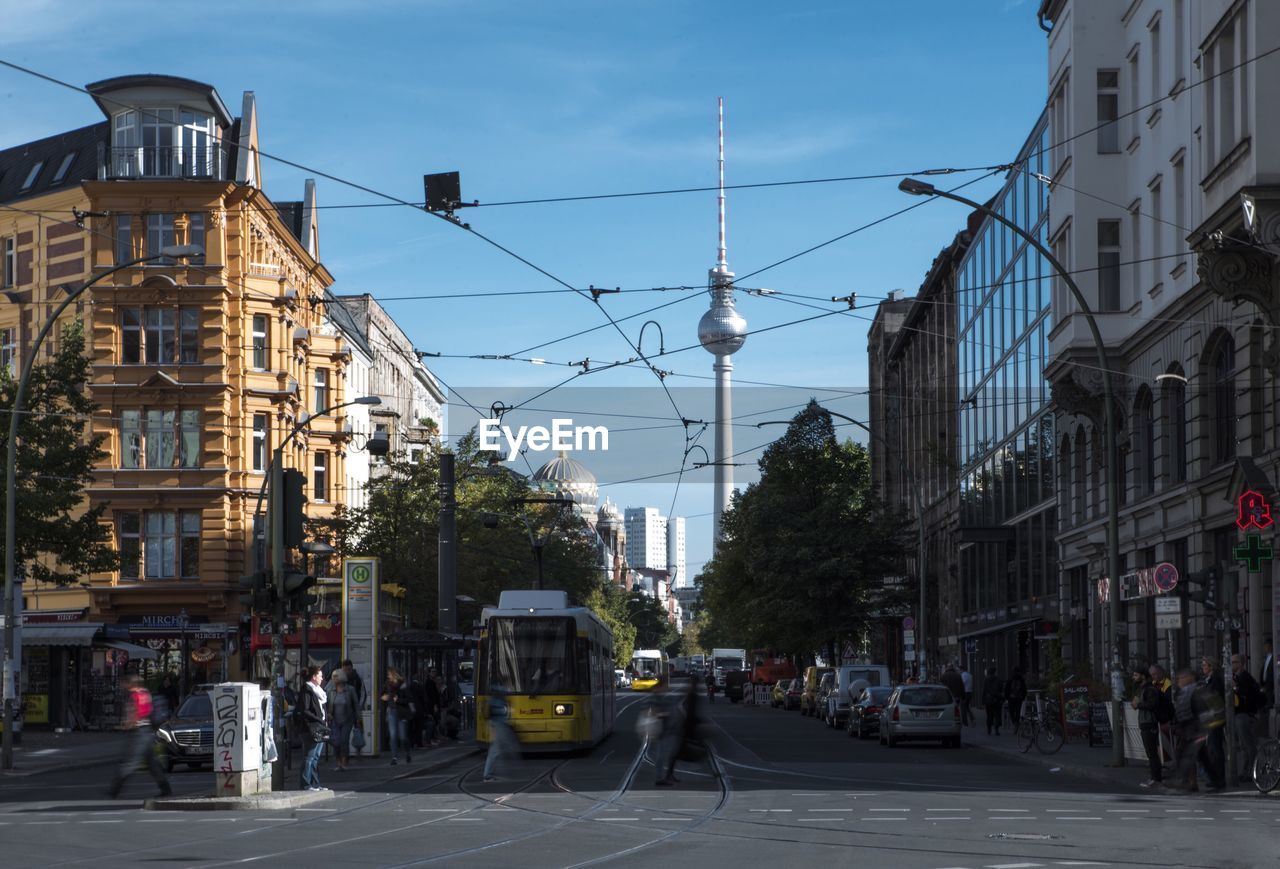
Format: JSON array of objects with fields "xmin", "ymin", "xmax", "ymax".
[
  {"xmin": 1016, "ymin": 691, "xmax": 1065, "ymax": 755},
  {"xmin": 1253, "ymin": 737, "xmax": 1280, "ymax": 793}
]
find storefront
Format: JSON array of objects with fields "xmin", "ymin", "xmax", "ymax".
[{"xmin": 102, "ymin": 615, "xmax": 238, "ymax": 697}]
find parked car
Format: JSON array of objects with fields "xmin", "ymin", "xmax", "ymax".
[
  {"xmin": 724, "ymin": 669, "xmax": 750, "ymax": 703},
  {"xmin": 824, "ymin": 664, "xmax": 893, "ymax": 728},
  {"xmin": 846, "ymin": 686, "xmax": 893, "ymax": 739},
  {"xmin": 614, "ymin": 669, "xmax": 631, "ymax": 689},
  {"xmin": 799, "ymin": 666, "xmax": 833, "ymax": 717},
  {"xmin": 154, "ymin": 689, "xmax": 214, "ymax": 772},
  {"xmin": 813, "ymin": 671, "xmax": 836, "ymax": 721},
  {"xmin": 878, "ymin": 684, "xmax": 962, "ymax": 748},
  {"xmin": 783, "ymin": 678, "xmax": 803, "ymax": 710},
  {"xmin": 771, "ymin": 680, "xmax": 788, "ymax": 708}
]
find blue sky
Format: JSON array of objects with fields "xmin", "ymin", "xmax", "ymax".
[{"xmin": 1, "ymin": 0, "xmax": 1049, "ymax": 580}]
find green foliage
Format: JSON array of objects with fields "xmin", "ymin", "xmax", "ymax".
[
  {"xmin": 624, "ymin": 592, "xmax": 679, "ymax": 655},
  {"xmin": 584, "ymin": 583, "xmax": 636, "ymax": 669},
  {"xmin": 698, "ymin": 400, "xmax": 910, "ymax": 662},
  {"xmin": 326, "ymin": 431, "xmax": 605, "ymax": 629},
  {"xmin": 0, "ymin": 322, "xmax": 120, "ymax": 584}
]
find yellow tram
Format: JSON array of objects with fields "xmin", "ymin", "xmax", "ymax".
[
  {"xmin": 476, "ymin": 590, "xmax": 615, "ymax": 751},
  {"xmin": 628, "ymin": 649, "xmax": 668, "ymax": 691}
]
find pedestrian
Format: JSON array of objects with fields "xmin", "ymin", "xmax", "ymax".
[
  {"xmin": 428, "ymin": 671, "xmax": 446, "ymax": 746},
  {"xmin": 1198, "ymin": 656, "xmax": 1227, "ymax": 788},
  {"xmin": 959, "ymin": 664, "xmax": 974, "ymax": 727},
  {"xmin": 1231, "ymin": 653, "xmax": 1263, "ymax": 783},
  {"xmin": 106, "ymin": 674, "xmax": 171, "ymax": 799},
  {"xmin": 940, "ymin": 662, "xmax": 964, "ymax": 712},
  {"xmin": 1005, "ymin": 666, "xmax": 1027, "ymax": 730},
  {"xmin": 298, "ymin": 665, "xmax": 327, "ymax": 791},
  {"xmin": 327, "ymin": 670, "xmax": 357, "ymax": 772},
  {"xmin": 1130, "ymin": 665, "xmax": 1162, "ymax": 788},
  {"xmin": 1148, "ymin": 664, "xmax": 1176, "ymax": 772},
  {"xmin": 340, "ymin": 659, "xmax": 366, "ymax": 753},
  {"xmin": 408, "ymin": 672, "xmax": 429, "ymax": 748},
  {"xmin": 649, "ymin": 691, "xmax": 682, "ymax": 787},
  {"xmin": 158, "ymin": 674, "xmax": 179, "ymax": 714},
  {"xmin": 381, "ymin": 668, "xmax": 413, "ymax": 765},
  {"xmin": 483, "ymin": 683, "xmax": 520, "ymax": 782},
  {"xmin": 705, "ymin": 669, "xmax": 716, "ymax": 703},
  {"xmin": 1170, "ymin": 667, "xmax": 1204, "ymax": 792},
  {"xmin": 982, "ymin": 667, "xmax": 1004, "ymax": 735}
]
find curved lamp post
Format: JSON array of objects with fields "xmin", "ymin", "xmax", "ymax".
[
  {"xmin": 1, "ymin": 244, "xmax": 203, "ymax": 770},
  {"xmin": 898, "ymin": 177, "xmax": 1123, "ymax": 768},
  {"xmin": 756, "ymin": 407, "xmax": 929, "ymax": 677}
]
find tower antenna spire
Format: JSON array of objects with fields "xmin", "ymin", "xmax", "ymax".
[{"xmin": 717, "ymin": 96, "xmax": 727, "ymax": 270}]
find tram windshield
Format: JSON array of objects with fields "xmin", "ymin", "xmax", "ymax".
[
  {"xmin": 488, "ymin": 616, "xmax": 578, "ymax": 695},
  {"xmin": 631, "ymin": 656, "xmax": 661, "ymax": 680}
]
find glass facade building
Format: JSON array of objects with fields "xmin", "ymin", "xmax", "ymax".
[{"xmin": 955, "ymin": 113, "xmax": 1057, "ymax": 674}]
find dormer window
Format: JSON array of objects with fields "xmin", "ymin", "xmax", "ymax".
[
  {"xmin": 20, "ymin": 161, "xmax": 44, "ymax": 191},
  {"xmin": 110, "ymin": 107, "xmax": 218, "ymax": 178},
  {"xmin": 51, "ymin": 152, "xmax": 77, "ymax": 185}
]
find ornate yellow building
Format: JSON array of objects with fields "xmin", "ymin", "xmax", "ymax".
[{"xmin": 0, "ymin": 75, "xmax": 358, "ymax": 707}]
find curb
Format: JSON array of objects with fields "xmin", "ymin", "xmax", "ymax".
[{"xmin": 966, "ymin": 739, "xmax": 1146, "ymax": 790}]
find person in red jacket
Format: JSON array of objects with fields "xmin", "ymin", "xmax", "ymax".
[{"xmin": 107, "ymin": 674, "xmax": 171, "ymax": 799}]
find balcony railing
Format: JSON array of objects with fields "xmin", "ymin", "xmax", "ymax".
[{"xmin": 98, "ymin": 143, "xmax": 223, "ymax": 180}]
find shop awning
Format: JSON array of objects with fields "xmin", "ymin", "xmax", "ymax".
[
  {"xmin": 99, "ymin": 640, "xmax": 159, "ymax": 661},
  {"xmin": 20, "ymin": 623, "xmax": 103, "ymax": 646}
]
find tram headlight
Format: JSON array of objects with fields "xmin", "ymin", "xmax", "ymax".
[{"xmin": 553, "ymin": 703, "xmax": 574, "ymax": 716}]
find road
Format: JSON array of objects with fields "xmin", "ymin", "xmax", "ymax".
[{"xmin": 0, "ymin": 685, "xmax": 1271, "ymax": 868}]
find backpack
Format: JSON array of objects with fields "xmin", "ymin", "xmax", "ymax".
[
  {"xmin": 1154, "ymin": 685, "xmax": 1175, "ymax": 724},
  {"xmin": 1193, "ymin": 684, "xmax": 1226, "ymax": 730}
]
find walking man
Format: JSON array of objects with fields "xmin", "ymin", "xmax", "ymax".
[
  {"xmin": 107, "ymin": 674, "xmax": 171, "ymax": 799},
  {"xmin": 1004, "ymin": 666, "xmax": 1027, "ymax": 730},
  {"xmin": 1171, "ymin": 668, "xmax": 1204, "ymax": 792},
  {"xmin": 959, "ymin": 664, "xmax": 974, "ymax": 727},
  {"xmin": 982, "ymin": 667, "xmax": 1004, "ymax": 735},
  {"xmin": 1231, "ymin": 653, "xmax": 1263, "ymax": 783},
  {"xmin": 483, "ymin": 684, "xmax": 520, "ymax": 783},
  {"xmin": 941, "ymin": 663, "xmax": 964, "ymax": 714},
  {"xmin": 1131, "ymin": 666, "xmax": 1162, "ymax": 788},
  {"xmin": 1199, "ymin": 656, "xmax": 1227, "ymax": 788}
]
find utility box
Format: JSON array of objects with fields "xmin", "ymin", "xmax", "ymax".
[{"xmin": 211, "ymin": 682, "xmax": 266, "ymax": 796}]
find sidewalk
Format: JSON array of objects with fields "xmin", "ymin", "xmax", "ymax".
[
  {"xmin": 962, "ymin": 720, "xmax": 1259, "ymax": 797},
  {"xmin": 0, "ymin": 729, "xmax": 132, "ymax": 777}
]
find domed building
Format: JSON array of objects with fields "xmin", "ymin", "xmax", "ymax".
[{"xmin": 530, "ymin": 451, "xmax": 599, "ymax": 526}]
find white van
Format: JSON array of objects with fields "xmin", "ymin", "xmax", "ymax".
[{"xmin": 823, "ymin": 664, "xmax": 892, "ymax": 728}]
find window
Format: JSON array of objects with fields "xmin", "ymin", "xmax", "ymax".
[
  {"xmin": 117, "ymin": 510, "xmax": 200, "ymax": 579},
  {"xmin": 185, "ymin": 213, "xmax": 205, "ymax": 265},
  {"xmin": 112, "ymin": 108, "xmax": 215, "ymax": 178},
  {"xmin": 1050, "ymin": 75, "xmax": 1070, "ymax": 171},
  {"xmin": 121, "ymin": 307, "xmax": 200, "ymax": 365},
  {"xmin": 1128, "ymin": 49, "xmax": 1140, "ymax": 144},
  {"xmin": 251, "ymin": 315, "xmax": 268, "ymax": 369},
  {"xmin": 1129, "ymin": 203, "xmax": 1142, "ymax": 299},
  {"xmin": 146, "ymin": 214, "xmax": 176, "ymax": 263},
  {"xmin": 1149, "ymin": 179, "xmax": 1163, "ymax": 275},
  {"xmin": 1097, "ymin": 220, "xmax": 1121, "ymax": 310},
  {"xmin": 0, "ymin": 328, "xmax": 13, "ymax": 374},
  {"xmin": 1052, "ymin": 224, "xmax": 1071, "ymax": 314},
  {"xmin": 1149, "ymin": 17, "xmax": 1161, "ymax": 106},
  {"xmin": 115, "ymin": 215, "xmax": 132, "ymax": 264},
  {"xmin": 1134, "ymin": 388, "xmax": 1155, "ymax": 496},
  {"xmin": 50, "ymin": 152, "xmax": 76, "ymax": 185},
  {"xmin": 1212, "ymin": 337, "xmax": 1236, "ymax": 464},
  {"xmin": 253, "ymin": 413, "xmax": 267, "ymax": 472},
  {"xmin": 1173, "ymin": 154, "xmax": 1187, "ymax": 241},
  {"xmin": 313, "ymin": 368, "xmax": 329, "ymax": 411},
  {"xmin": 1173, "ymin": 0, "xmax": 1185, "ymax": 85},
  {"xmin": 313, "ymin": 451, "xmax": 329, "ymax": 502},
  {"xmin": 120, "ymin": 409, "xmax": 201, "ymax": 469},
  {"xmin": 1097, "ymin": 70, "xmax": 1120, "ymax": 153},
  {"xmin": 2, "ymin": 236, "xmax": 12, "ymax": 287},
  {"xmin": 1163, "ymin": 371, "xmax": 1187, "ymax": 483},
  {"xmin": 20, "ymin": 161, "xmax": 43, "ymax": 191},
  {"xmin": 1204, "ymin": 7, "xmax": 1249, "ymax": 168}
]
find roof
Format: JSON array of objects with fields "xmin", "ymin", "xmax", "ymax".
[
  {"xmin": 276, "ymin": 201, "xmax": 304, "ymax": 242},
  {"xmin": 321, "ymin": 291, "xmax": 374, "ymax": 358},
  {"xmin": 86, "ymin": 75, "xmax": 234, "ymax": 127},
  {"xmin": 0, "ymin": 121, "xmax": 107, "ymax": 206}
]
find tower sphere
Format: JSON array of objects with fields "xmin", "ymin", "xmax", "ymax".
[{"xmin": 698, "ymin": 292, "xmax": 747, "ymax": 356}]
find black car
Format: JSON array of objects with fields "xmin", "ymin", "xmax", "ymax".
[
  {"xmin": 154, "ymin": 691, "xmax": 214, "ymax": 772},
  {"xmin": 847, "ymin": 686, "xmax": 893, "ymax": 740}
]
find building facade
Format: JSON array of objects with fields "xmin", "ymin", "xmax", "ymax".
[
  {"xmin": 667, "ymin": 516, "xmax": 688, "ymax": 589},
  {"xmin": 624, "ymin": 507, "xmax": 667, "ymax": 571},
  {"xmin": 1040, "ymin": 0, "xmax": 1280, "ymax": 684}
]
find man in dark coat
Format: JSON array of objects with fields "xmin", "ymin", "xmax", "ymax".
[{"xmin": 940, "ymin": 663, "xmax": 965, "ymax": 709}]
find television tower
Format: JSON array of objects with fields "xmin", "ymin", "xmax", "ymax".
[{"xmin": 697, "ymin": 98, "xmax": 747, "ymax": 548}]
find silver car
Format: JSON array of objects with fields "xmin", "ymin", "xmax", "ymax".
[{"xmin": 878, "ymin": 684, "xmax": 962, "ymax": 748}]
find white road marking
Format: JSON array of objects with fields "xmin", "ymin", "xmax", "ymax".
[
  {"xmin": 598, "ymin": 817, "xmax": 639, "ymax": 822},
  {"xmin": 253, "ymin": 818, "xmax": 291, "ymax": 822},
  {"xmin": 869, "ymin": 808, "xmax": 909, "ymax": 812},
  {"xmin": 418, "ymin": 809, "xmax": 459, "ymax": 812},
  {"xmin": 987, "ymin": 808, "xmax": 1030, "ymax": 812},
  {"xmin": 80, "ymin": 820, "xmax": 123, "ymax": 824},
  {"xmin": 1054, "ymin": 817, "xmax": 1102, "ymax": 820},
  {"xmin": 807, "ymin": 808, "xmax": 852, "ymax": 812},
  {"xmin": 747, "ymin": 809, "xmax": 792, "ymax": 812},
  {"xmin": 448, "ymin": 818, "xmax": 483, "ymax": 822},
  {"xmin": 139, "ymin": 819, "xmax": 182, "ymax": 823},
  {"xmin": 984, "ymin": 863, "xmax": 1045, "ymax": 868},
  {"xmin": 198, "ymin": 818, "xmax": 236, "ymax": 822},
  {"xmin": 651, "ymin": 817, "xmax": 687, "ymax": 821},
  {"xmin": 858, "ymin": 817, "xmax": 907, "ymax": 821},
  {"xmin": 1220, "ymin": 809, "xmax": 1250, "ymax": 813},
  {"xmin": 798, "ymin": 818, "xmax": 843, "ymax": 823},
  {"xmin": 928, "ymin": 817, "xmax": 970, "ymax": 821},
  {"xmin": 1106, "ymin": 809, "xmax": 1149, "ymax": 813},
  {"xmin": 791, "ymin": 792, "xmax": 829, "ymax": 796},
  {"xmin": 1054, "ymin": 863, "xmax": 1109, "ymax": 866},
  {"xmin": 990, "ymin": 817, "xmax": 1036, "ymax": 821}
]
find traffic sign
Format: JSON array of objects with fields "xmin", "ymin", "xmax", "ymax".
[
  {"xmin": 903, "ymin": 631, "xmax": 916, "ymax": 644},
  {"xmin": 902, "ymin": 616, "xmax": 915, "ymax": 631},
  {"xmin": 1153, "ymin": 562, "xmax": 1179, "ymax": 592},
  {"xmin": 1156, "ymin": 613, "xmax": 1182, "ymax": 629},
  {"xmin": 964, "ymin": 638, "xmax": 978, "ymax": 654},
  {"xmin": 842, "ymin": 642, "xmax": 856, "ymax": 660},
  {"xmin": 1154, "ymin": 596, "xmax": 1182, "ymax": 614}
]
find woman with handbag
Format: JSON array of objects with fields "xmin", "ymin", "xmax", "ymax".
[
  {"xmin": 328, "ymin": 669, "xmax": 357, "ymax": 772},
  {"xmin": 299, "ymin": 665, "xmax": 328, "ymax": 791}
]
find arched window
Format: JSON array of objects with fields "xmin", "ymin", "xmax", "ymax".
[
  {"xmin": 1161, "ymin": 365, "xmax": 1187, "ymax": 483},
  {"xmin": 1073, "ymin": 425, "xmax": 1087, "ymax": 523},
  {"xmin": 1211, "ymin": 335, "xmax": 1236, "ymax": 464},
  {"xmin": 1133, "ymin": 387, "xmax": 1154, "ymax": 496}
]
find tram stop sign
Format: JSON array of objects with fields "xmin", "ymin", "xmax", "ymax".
[{"xmin": 1153, "ymin": 562, "xmax": 1179, "ymax": 593}]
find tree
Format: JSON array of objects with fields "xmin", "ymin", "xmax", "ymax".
[
  {"xmin": 626, "ymin": 592, "xmax": 679, "ymax": 653},
  {"xmin": 698, "ymin": 400, "xmax": 910, "ymax": 663},
  {"xmin": 584, "ymin": 583, "xmax": 635, "ymax": 669},
  {"xmin": 0, "ymin": 322, "xmax": 120, "ymax": 584}
]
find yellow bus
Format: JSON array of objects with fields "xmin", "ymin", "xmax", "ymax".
[
  {"xmin": 476, "ymin": 590, "xmax": 615, "ymax": 751},
  {"xmin": 629, "ymin": 649, "xmax": 668, "ymax": 691}
]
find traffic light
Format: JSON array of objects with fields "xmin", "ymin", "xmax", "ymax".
[
  {"xmin": 1184, "ymin": 564, "xmax": 1220, "ymax": 611},
  {"xmin": 282, "ymin": 468, "xmax": 307, "ymax": 549},
  {"xmin": 281, "ymin": 569, "xmax": 317, "ymax": 601},
  {"xmin": 238, "ymin": 571, "xmax": 274, "ymax": 614}
]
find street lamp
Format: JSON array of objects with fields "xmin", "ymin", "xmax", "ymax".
[
  {"xmin": 481, "ymin": 496, "xmax": 578, "ymax": 591},
  {"xmin": 756, "ymin": 408, "xmax": 929, "ymax": 677},
  {"xmin": 1, "ymin": 243, "xmax": 203, "ymax": 770},
  {"xmin": 898, "ymin": 177, "xmax": 1123, "ymax": 767}
]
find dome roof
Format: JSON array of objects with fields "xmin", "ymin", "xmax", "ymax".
[
  {"xmin": 531, "ymin": 451, "xmax": 598, "ymax": 510},
  {"xmin": 597, "ymin": 496, "xmax": 622, "ymax": 527}
]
